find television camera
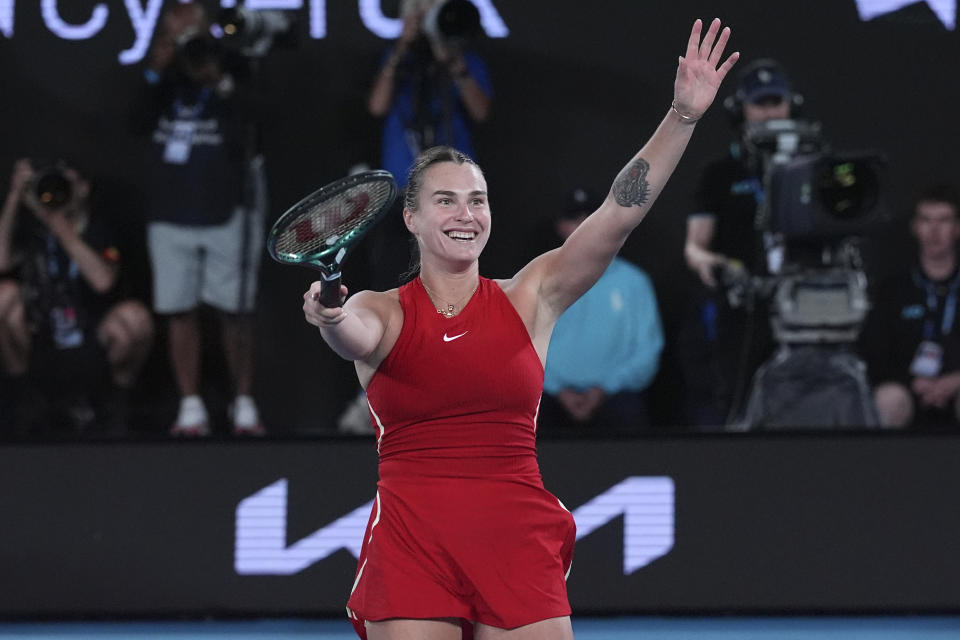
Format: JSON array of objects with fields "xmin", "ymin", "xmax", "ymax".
[
  {"xmin": 718, "ymin": 118, "xmax": 886, "ymax": 345},
  {"xmin": 215, "ymin": 4, "xmax": 296, "ymax": 58},
  {"xmin": 718, "ymin": 118, "xmax": 887, "ymax": 429},
  {"xmin": 175, "ymin": 1, "xmax": 296, "ymax": 67}
]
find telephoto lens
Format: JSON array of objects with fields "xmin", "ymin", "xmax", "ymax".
[
  {"xmin": 32, "ymin": 168, "xmax": 72, "ymax": 208},
  {"xmin": 423, "ymin": 0, "xmax": 482, "ymax": 41},
  {"xmin": 179, "ymin": 32, "xmax": 220, "ymax": 67},
  {"xmin": 219, "ymin": 7, "xmax": 254, "ymax": 39},
  {"xmin": 818, "ymin": 158, "xmax": 880, "ymax": 221}
]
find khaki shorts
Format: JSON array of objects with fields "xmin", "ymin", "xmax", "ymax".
[{"xmin": 148, "ymin": 207, "xmax": 264, "ymax": 314}]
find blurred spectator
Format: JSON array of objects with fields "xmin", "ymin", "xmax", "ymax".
[
  {"xmin": 537, "ymin": 187, "xmax": 664, "ymax": 432},
  {"xmin": 0, "ymin": 159, "xmax": 154, "ymax": 436},
  {"xmin": 130, "ymin": 1, "xmax": 267, "ymax": 437},
  {"xmin": 679, "ymin": 58, "xmax": 800, "ymax": 428},
  {"xmin": 858, "ymin": 184, "xmax": 960, "ymax": 429},
  {"xmin": 369, "ymin": 0, "xmax": 491, "ymax": 192}
]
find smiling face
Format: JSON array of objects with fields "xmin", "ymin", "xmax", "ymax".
[{"xmin": 404, "ymin": 160, "xmax": 491, "ymax": 269}]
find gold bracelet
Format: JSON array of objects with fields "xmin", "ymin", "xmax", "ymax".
[{"xmin": 671, "ymin": 101, "xmax": 701, "ymax": 123}]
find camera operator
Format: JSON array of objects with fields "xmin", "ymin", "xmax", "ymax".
[
  {"xmin": 0, "ymin": 159, "xmax": 154, "ymax": 436},
  {"xmin": 680, "ymin": 59, "xmax": 799, "ymax": 427},
  {"xmin": 130, "ymin": 1, "xmax": 267, "ymax": 437},
  {"xmin": 858, "ymin": 184, "xmax": 960, "ymax": 429}
]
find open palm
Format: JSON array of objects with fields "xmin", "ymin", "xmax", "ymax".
[{"xmin": 673, "ymin": 18, "xmax": 739, "ymax": 119}]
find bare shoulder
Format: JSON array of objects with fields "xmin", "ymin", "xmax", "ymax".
[
  {"xmin": 346, "ymin": 287, "xmax": 400, "ymax": 313},
  {"xmin": 345, "ymin": 287, "xmax": 403, "ymax": 336}
]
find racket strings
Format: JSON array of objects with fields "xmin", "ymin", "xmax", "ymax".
[{"xmin": 274, "ymin": 181, "xmax": 395, "ymax": 258}]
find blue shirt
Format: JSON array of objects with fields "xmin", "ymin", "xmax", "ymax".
[
  {"xmin": 380, "ymin": 49, "xmax": 491, "ymax": 187},
  {"xmin": 544, "ymin": 258, "xmax": 664, "ymax": 394}
]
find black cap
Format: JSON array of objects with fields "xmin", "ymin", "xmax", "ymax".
[{"xmin": 739, "ymin": 61, "xmax": 791, "ymax": 103}]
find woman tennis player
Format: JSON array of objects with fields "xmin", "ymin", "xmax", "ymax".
[{"xmin": 302, "ymin": 18, "xmax": 738, "ymax": 640}]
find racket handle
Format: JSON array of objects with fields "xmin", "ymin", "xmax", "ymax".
[{"xmin": 318, "ymin": 273, "xmax": 342, "ymax": 308}]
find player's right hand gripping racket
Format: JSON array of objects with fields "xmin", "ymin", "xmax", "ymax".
[{"xmin": 266, "ymin": 170, "xmax": 398, "ymax": 308}]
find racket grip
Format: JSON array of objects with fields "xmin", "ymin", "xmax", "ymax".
[{"xmin": 318, "ymin": 273, "xmax": 342, "ymax": 308}]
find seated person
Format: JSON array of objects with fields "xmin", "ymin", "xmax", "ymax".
[
  {"xmin": 0, "ymin": 159, "xmax": 154, "ymax": 435},
  {"xmin": 858, "ymin": 184, "xmax": 960, "ymax": 429},
  {"xmin": 538, "ymin": 187, "xmax": 664, "ymax": 432}
]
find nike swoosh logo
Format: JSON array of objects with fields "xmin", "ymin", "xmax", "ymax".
[{"xmin": 443, "ymin": 331, "xmax": 469, "ymax": 342}]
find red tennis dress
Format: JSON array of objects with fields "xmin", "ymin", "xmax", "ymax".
[{"xmin": 345, "ymin": 276, "xmax": 576, "ymax": 638}]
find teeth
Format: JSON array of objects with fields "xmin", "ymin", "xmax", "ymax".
[{"xmin": 447, "ymin": 231, "xmax": 476, "ymax": 240}]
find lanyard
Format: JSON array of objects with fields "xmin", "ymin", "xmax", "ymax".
[
  {"xmin": 45, "ymin": 233, "xmax": 79, "ymax": 282},
  {"xmin": 173, "ymin": 86, "xmax": 212, "ymax": 120},
  {"xmin": 913, "ymin": 267, "xmax": 960, "ymax": 339}
]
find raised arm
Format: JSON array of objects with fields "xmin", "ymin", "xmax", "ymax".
[
  {"xmin": 534, "ymin": 19, "xmax": 738, "ymax": 317},
  {"xmin": 368, "ymin": 11, "xmax": 420, "ymax": 117},
  {"xmin": 0, "ymin": 160, "xmax": 31, "ymax": 272}
]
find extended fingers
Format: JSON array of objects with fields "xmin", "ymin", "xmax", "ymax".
[
  {"xmin": 697, "ymin": 18, "xmax": 722, "ymax": 59},
  {"xmin": 708, "ymin": 25, "xmax": 731, "ymax": 66},
  {"xmin": 716, "ymin": 51, "xmax": 741, "ymax": 81},
  {"xmin": 684, "ymin": 18, "xmax": 702, "ymax": 59},
  {"xmin": 685, "ymin": 18, "xmax": 738, "ymax": 78}
]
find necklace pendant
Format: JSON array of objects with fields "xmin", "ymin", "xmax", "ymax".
[{"xmin": 438, "ymin": 304, "xmax": 455, "ymax": 318}]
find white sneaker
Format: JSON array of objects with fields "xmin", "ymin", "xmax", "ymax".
[
  {"xmin": 170, "ymin": 395, "xmax": 210, "ymax": 437},
  {"xmin": 231, "ymin": 395, "xmax": 265, "ymax": 436},
  {"xmin": 337, "ymin": 391, "xmax": 375, "ymax": 435}
]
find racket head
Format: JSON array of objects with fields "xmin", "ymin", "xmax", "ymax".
[{"xmin": 267, "ymin": 169, "xmax": 398, "ymax": 272}]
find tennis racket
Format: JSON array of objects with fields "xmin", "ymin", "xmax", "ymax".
[{"xmin": 267, "ymin": 170, "xmax": 398, "ymax": 308}]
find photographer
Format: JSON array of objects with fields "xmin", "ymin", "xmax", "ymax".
[
  {"xmin": 130, "ymin": 1, "xmax": 267, "ymax": 437},
  {"xmin": 368, "ymin": 0, "xmax": 492, "ymax": 197},
  {"xmin": 680, "ymin": 59, "xmax": 797, "ymax": 427},
  {"xmin": 0, "ymin": 159, "xmax": 153, "ymax": 435}
]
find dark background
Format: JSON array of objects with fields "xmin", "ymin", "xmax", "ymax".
[
  {"xmin": 2, "ymin": 0, "xmax": 959, "ymax": 433},
  {"xmin": 1, "ymin": 434, "xmax": 958, "ymax": 616}
]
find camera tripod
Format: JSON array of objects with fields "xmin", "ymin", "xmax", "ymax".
[{"xmin": 726, "ymin": 268, "xmax": 881, "ymax": 430}]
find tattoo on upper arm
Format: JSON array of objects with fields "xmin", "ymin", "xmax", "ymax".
[{"xmin": 612, "ymin": 158, "xmax": 651, "ymax": 208}]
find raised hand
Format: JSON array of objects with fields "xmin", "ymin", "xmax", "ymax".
[
  {"xmin": 673, "ymin": 18, "xmax": 739, "ymax": 120},
  {"xmin": 8, "ymin": 159, "xmax": 33, "ymax": 202}
]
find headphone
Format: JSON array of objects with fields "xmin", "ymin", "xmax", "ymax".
[{"xmin": 722, "ymin": 58, "xmax": 805, "ymax": 127}]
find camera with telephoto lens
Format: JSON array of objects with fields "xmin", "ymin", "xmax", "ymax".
[
  {"xmin": 174, "ymin": 27, "xmax": 222, "ymax": 71},
  {"xmin": 422, "ymin": 0, "xmax": 482, "ymax": 42},
  {"xmin": 216, "ymin": 4, "xmax": 295, "ymax": 57},
  {"xmin": 29, "ymin": 163, "xmax": 73, "ymax": 210},
  {"xmin": 730, "ymin": 119, "xmax": 887, "ymax": 345},
  {"xmin": 743, "ymin": 119, "xmax": 886, "ymax": 245}
]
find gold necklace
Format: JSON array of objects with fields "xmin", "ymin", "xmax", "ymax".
[{"xmin": 421, "ymin": 278, "xmax": 479, "ymax": 318}]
